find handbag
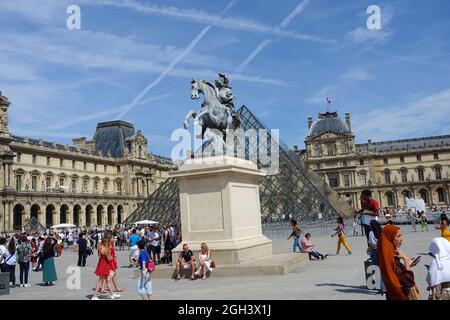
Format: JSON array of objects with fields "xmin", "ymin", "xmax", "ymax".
[{"xmin": 210, "ymin": 261, "xmax": 216, "ymax": 268}]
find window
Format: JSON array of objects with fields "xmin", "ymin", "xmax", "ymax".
[
  {"xmin": 383, "ymin": 158, "xmax": 388, "ymax": 165},
  {"xmin": 434, "ymin": 153, "xmax": 439, "ymax": 160},
  {"xmin": 46, "ymin": 177, "xmax": 51, "ymax": 190},
  {"xmin": 103, "ymin": 181, "xmax": 108, "ymax": 192},
  {"xmin": 384, "ymin": 171, "xmax": 391, "ymax": 184},
  {"xmin": 437, "ymin": 188, "xmax": 446, "ymax": 203},
  {"xmin": 435, "ymin": 167, "xmax": 442, "ymax": 180},
  {"xmin": 117, "ymin": 166, "xmax": 121, "ymax": 173},
  {"xmin": 400, "ymin": 156, "xmax": 405, "ymax": 163},
  {"xmin": 72, "ymin": 160, "xmax": 76, "ymax": 169},
  {"xmin": 386, "ymin": 192, "xmax": 395, "ymax": 206},
  {"xmin": 327, "ymin": 144, "xmax": 334, "ymax": 156},
  {"xmin": 401, "ymin": 170, "xmax": 408, "ymax": 183},
  {"xmin": 360, "ymin": 174, "xmax": 367, "ymax": 185},
  {"xmin": 418, "ymin": 168, "xmax": 425, "ymax": 181},
  {"xmin": 93, "ymin": 181, "xmax": 98, "ymax": 192},
  {"xmin": 60, "ymin": 159, "xmax": 64, "ymax": 167},
  {"xmin": 17, "ymin": 153, "xmax": 21, "ymax": 162},
  {"xmin": 342, "ymin": 144, "xmax": 349, "ymax": 154},
  {"xmin": 71, "ymin": 179, "xmax": 76, "ymax": 191},
  {"xmin": 116, "ymin": 181, "xmax": 122, "ymax": 193},
  {"xmin": 359, "ymin": 159, "xmax": 364, "ymax": 165},
  {"xmin": 104, "ymin": 165, "xmax": 107, "ymax": 173},
  {"xmin": 132, "ymin": 181, "xmax": 135, "ymax": 195},
  {"xmin": 83, "ymin": 180, "xmax": 88, "ymax": 192},
  {"xmin": 343, "ymin": 160, "xmax": 348, "ymax": 167},
  {"xmin": 344, "ymin": 175, "xmax": 350, "ymax": 187},
  {"xmin": 46, "ymin": 157, "xmax": 50, "ymax": 166},
  {"xmin": 32, "ymin": 154, "xmax": 37, "ymax": 164},
  {"xmin": 94, "ymin": 164, "xmax": 97, "ymax": 171},
  {"xmin": 416, "ymin": 155, "xmax": 422, "ymax": 161},
  {"xmin": 83, "ymin": 162, "xmax": 87, "ymax": 170},
  {"xmin": 31, "ymin": 176, "xmax": 37, "ymax": 191},
  {"xmin": 316, "ymin": 163, "xmax": 321, "ymax": 170},
  {"xmin": 328, "ymin": 173, "xmax": 339, "ymax": 188},
  {"xmin": 16, "ymin": 175, "xmax": 22, "ymax": 191},
  {"xmin": 131, "ymin": 165, "xmax": 134, "ymax": 172},
  {"xmin": 59, "ymin": 178, "xmax": 65, "ymax": 186}
]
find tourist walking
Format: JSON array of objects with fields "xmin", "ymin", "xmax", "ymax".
[
  {"xmin": 16, "ymin": 235, "xmax": 33, "ymax": 288},
  {"xmin": 377, "ymin": 225, "xmax": 420, "ymax": 300},
  {"xmin": 332, "ymin": 217, "xmax": 352, "ymax": 255},
  {"xmin": 91, "ymin": 237, "xmax": 120, "ymax": 300},
  {"xmin": 128, "ymin": 229, "xmax": 141, "ymax": 267},
  {"xmin": 76, "ymin": 232, "xmax": 88, "ymax": 267},
  {"xmin": 162, "ymin": 224, "xmax": 173, "ymax": 265},
  {"xmin": 440, "ymin": 214, "xmax": 450, "ymax": 242},
  {"xmin": 426, "ymin": 237, "xmax": 450, "ymax": 300},
  {"xmin": 30, "ymin": 238, "xmax": 38, "ymax": 270},
  {"xmin": 195, "ymin": 242, "xmax": 213, "ymax": 280},
  {"xmin": 42, "ymin": 237, "xmax": 58, "ymax": 286},
  {"xmin": 3, "ymin": 238, "xmax": 17, "ymax": 287},
  {"xmin": 356, "ymin": 190, "xmax": 380, "ymax": 245},
  {"xmin": 408, "ymin": 210, "xmax": 417, "ymax": 232},
  {"xmin": 352, "ymin": 216, "xmax": 360, "ymax": 236},
  {"xmin": 420, "ymin": 212, "xmax": 429, "ymax": 232},
  {"xmin": 301, "ymin": 233, "xmax": 327, "ymax": 260},
  {"xmin": 106, "ymin": 233, "xmax": 123, "ymax": 293},
  {"xmin": 287, "ymin": 219, "xmax": 302, "ymax": 253},
  {"xmin": 137, "ymin": 239, "xmax": 154, "ymax": 300}
]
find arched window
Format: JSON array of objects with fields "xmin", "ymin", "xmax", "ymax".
[
  {"xmin": 437, "ymin": 188, "xmax": 446, "ymax": 203},
  {"xmin": 400, "ymin": 169, "xmax": 408, "ymax": 183},
  {"xmin": 419, "ymin": 189, "xmax": 429, "ymax": 204},
  {"xmin": 386, "ymin": 192, "xmax": 395, "ymax": 207},
  {"xmin": 384, "ymin": 170, "xmax": 391, "ymax": 184}
]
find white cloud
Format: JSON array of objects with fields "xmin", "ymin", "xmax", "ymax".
[
  {"xmin": 341, "ymin": 68, "xmax": 374, "ymax": 82},
  {"xmin": 0, "ymin": 0, "xmax": 72, "ymax": 25},
  {"xmin": 82, "ymin": 0, "xmax": 334, "ymax": 44},
  {"xmin": 280, "ymin": 0, "xmax": 311, "ymax": 28},
  {"xmin": 346, "ymin": 27, "xmax": 393, "ymax": 44},
  {"xmin": 352, "ymin": 88, "xmax": 450, "ymax": 142}
]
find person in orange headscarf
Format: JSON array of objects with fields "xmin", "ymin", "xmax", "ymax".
[{"xmin": 377, "ymin": 225, "xmax": 420, "ymax": 300}]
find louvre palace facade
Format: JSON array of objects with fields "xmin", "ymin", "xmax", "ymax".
[
  {"xmin": 0, "ymin": 92, "xmax": 175, "ymax": 233},
  {"xmin": 299, "ymin": 111, "xmax": 450, "ymax": 210}
]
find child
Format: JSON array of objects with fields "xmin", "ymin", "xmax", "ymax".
[
  {"xmin": 352, "ymin": 216, "xmax": 359, "ymax": 236},
  {"xmin": 420, "ymin": 212, "xmax": 429, "ymax": 232},
  {"xmin": 137, "ymin": 239, "xmax": 154, "ymax": 300}
]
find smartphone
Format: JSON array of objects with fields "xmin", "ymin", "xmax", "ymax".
[{"xmin": 410, "ymin": 256, "xmax": 421, "ymax": 267}]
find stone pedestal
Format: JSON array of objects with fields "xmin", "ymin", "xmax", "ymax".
[{"xmin": 170, "ymin": 156, "xmax": 272, "ymax": 265}]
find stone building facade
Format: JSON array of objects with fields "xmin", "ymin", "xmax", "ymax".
[
  {"xmin": 299, "ymin": 111, "xmax": 450, "ymax": 210},
  {"xmin": 0, "ymin": 92, "xmax": 175, "ymax": 232}
]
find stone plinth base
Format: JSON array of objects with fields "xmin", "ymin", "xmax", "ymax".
[{"xmin": 136, "ymin": 253, "xmax": 309, "ymax": 279}]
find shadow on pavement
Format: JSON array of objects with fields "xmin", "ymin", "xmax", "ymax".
[{"xmin": 316, "ymin": 283, "xmax": 377, "ymax": 296}]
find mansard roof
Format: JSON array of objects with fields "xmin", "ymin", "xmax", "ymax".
[{"xmin": 356, "ymin": 134, "xmax": 450, "ymax": 153}]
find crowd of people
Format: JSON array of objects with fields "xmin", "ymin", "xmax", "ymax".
[{"xmin": 287, "ymin": 189, "xmax": 450, "ymax": 300}]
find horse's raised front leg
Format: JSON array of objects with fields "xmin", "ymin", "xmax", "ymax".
[{"xmin": 183, "ymin": 110, "xmax": 197, "ymax": 129}]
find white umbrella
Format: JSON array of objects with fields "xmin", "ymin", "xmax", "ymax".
[
  {"xmin": 50, "ymin": 223, "xmax": 76, "ymax": 229},
  {"xmin": 134, "ymin": 220, "xmax": 159, "ymax": 225}
]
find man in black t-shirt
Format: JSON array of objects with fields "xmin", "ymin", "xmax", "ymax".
[
  {"xmin": 76, "ymin": 233, "xmax": 88, "ymax": 267},
  {"xmin": 175, "ymin": 243, "xmax": 196, "ymax": 280}
]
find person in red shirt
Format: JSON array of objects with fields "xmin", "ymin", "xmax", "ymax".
[{"xmin": 356, "ymin": 190, "xmax": 380, "ymax": 245}]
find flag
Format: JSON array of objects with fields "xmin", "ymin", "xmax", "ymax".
[{"xmin": 326, "ymin": 97, "xmax": 332, "ymax": 104}]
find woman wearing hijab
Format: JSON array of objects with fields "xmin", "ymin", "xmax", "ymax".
[
  {"xmin": 440, "ymin": 214, "xmax": 450, "ymax": 242},
  {"xmin": 427, "ymin": 237, "xmax": 450, "ymax": 300},
  {"xmin": 377, "ymin": 225, "xmax": 420, "ymax": 300}
]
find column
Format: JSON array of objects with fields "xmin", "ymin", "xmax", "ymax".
[
  {"xmin": 66, "ymin": 209, "xmax": 73, "ymax": 224},
  {"xmin": 24, "ymin": 204, "xmax": 31, "ymax": 227},
  {"xmin": 38, "ymin": 209, "xmax": 44, "ymax": 226},
  {"xmin": 8, "ymin": 164, "xmax": 12, "ymax": 188},
  {"xmin": 6, "ymin": 201, "xmax": 11, "ymax": 231},
  {"xmin": 394, "ymin": 190, "xmax": 400, "ymax": 208},
  {"xmin": 378, "ymin": 191, "xmax": 383, "ymax": 208},
  {"xmin": 103, "ymin": 206, "xmax": 107, "ymax": 226},
  {"xmin": 0, "ymin": 201, "xmax": 4, "ymax": 232},
  {"xmin": 446, "ymin": 185, "xmax": 450, "ymax": 206},
  {"xmin": 79, "ymin": 210, "xmax": 85, "ymax": 228}
]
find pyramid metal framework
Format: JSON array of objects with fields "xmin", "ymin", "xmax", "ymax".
[
  {"xmin": 23, "ymin": 216, "xmax": 46, "ymax": 233},
  {"xmin": 124, "ymin": 105, "xmax": 341, "ymax": 227}
]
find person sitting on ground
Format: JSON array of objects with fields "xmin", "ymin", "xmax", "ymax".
[
  {"xmin": 175, "ymin": 243, "xmax": 196, "ymax": 281},
  {"xmin": 301, "ymin": 233, "xmax": 327, "ymax": 260},
  {"xmin": 195, "ymin": 242, "xmax": 213, "ymax": 280}
]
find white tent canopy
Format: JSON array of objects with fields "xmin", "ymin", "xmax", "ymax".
[
  {"xmin": 50, "ymin": 223, "xmax": 76, "ymax": 229},
  {"xmin": 133, "ymin": 220, "xmax": 159, "ymax": 225}
]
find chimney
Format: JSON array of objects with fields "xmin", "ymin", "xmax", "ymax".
[
  {"xmin": 308, "ymin": 117, "xmax": 313, "ymax": 129},
  {"xmin": 293, "ymin": 145, "xmax": 298, "ymax": 151},
  {"xmin": 345, "ymin": 112, "xmax": 351, "ymax": 131}
]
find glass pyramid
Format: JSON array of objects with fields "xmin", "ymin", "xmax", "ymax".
[{"xmin": 124, "ymin": 105, "xmax": 341, "ymax": 226}]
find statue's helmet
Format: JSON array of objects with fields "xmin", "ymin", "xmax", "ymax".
[{"xmin": 216, "ymin": 73, "xmax": 230, "ymax": 87}]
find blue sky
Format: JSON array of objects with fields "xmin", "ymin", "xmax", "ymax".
[{"xmin": 0, "ymin": 0, "xmax": 449, "ymax": 157}]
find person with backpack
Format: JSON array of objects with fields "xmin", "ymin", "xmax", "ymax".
[
  {"xmin": 137, "ymin": 239, "xmax": 154, "ymax": 300},
  {"xmin": 16, "ymin": 235, "xmax": 33, "ymax": 288}
]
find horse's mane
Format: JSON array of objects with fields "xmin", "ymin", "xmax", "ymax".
[{"xmin": 200, "ymin": 80, "xmax": 217, "ymax": 92}]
